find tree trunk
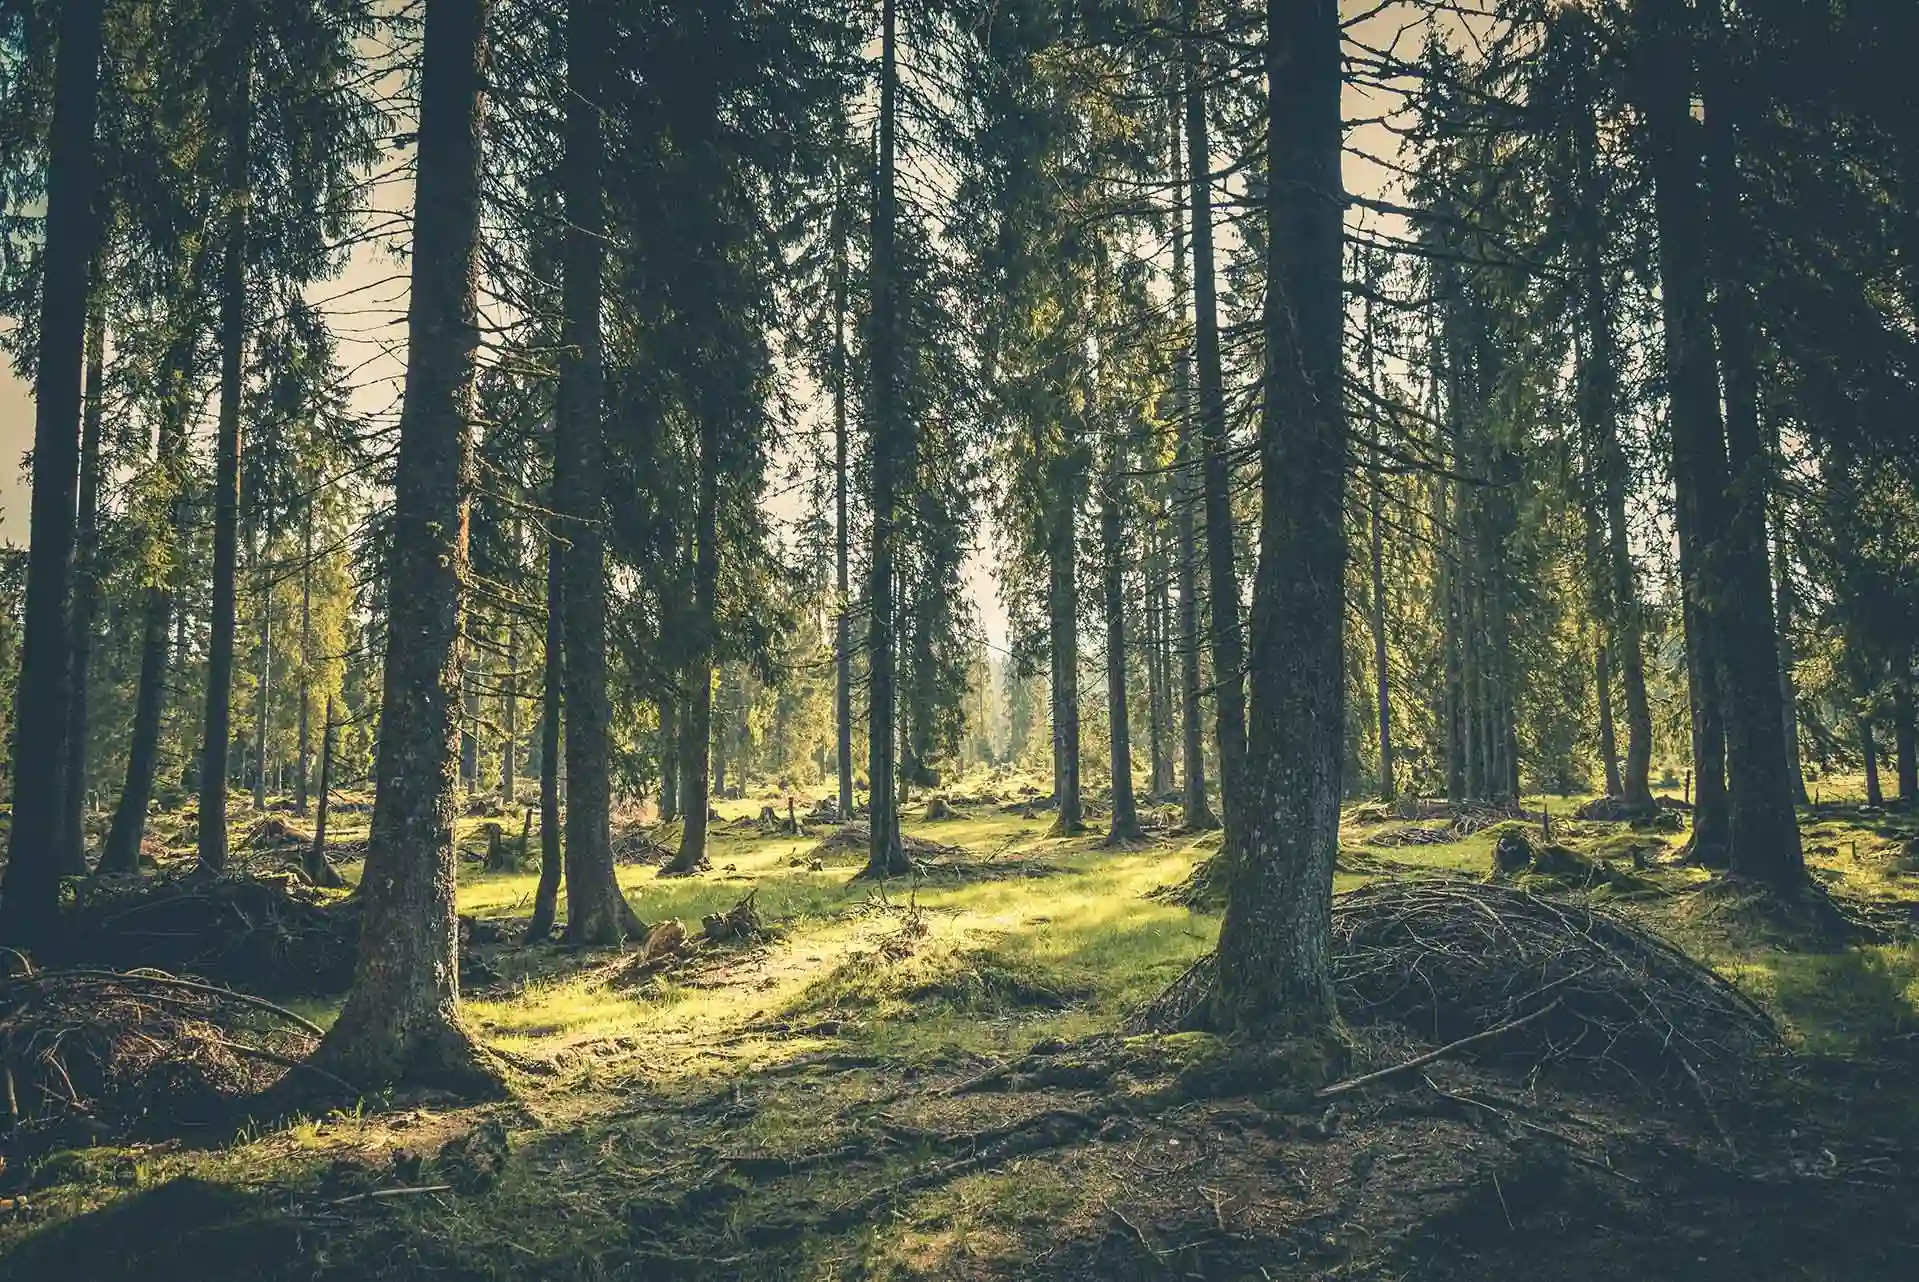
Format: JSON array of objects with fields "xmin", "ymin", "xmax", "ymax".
[
  {"xmin": 1, "ymin": 0, "xmax": 106, "ymax": 948},
  {"xmin": 58, "ymin": 301, "xmax": 107, "ymax": 875},
  {"xmin": 658, "ymin": 687, "xmax": 679, "ymax": 823},
  {"xmin": 1895, "ymin": 663, "xmax": 1918, "ymax": 804},
  {"xmin": 833, "ymin": 151, "xmax": 855, "ymax": 823},
  {"xmin": 1696, "ymin": 0, "xmax": 1804, "ymax": 883},
  {"xmin": 305, "ymin": 699, "xmax": 345, "ymax": 888},
  {"xmin": 1643, "ymin": 0, "xmax": 1731, "ymax": 864},
  {"xmin": 1862, "ymin": 717, "xmax": 1883, "ymax": 808},
  {"xmin": 460, "ymin": 630, "xmax": 479, "ymax": 794},
  {"xmin": 1773, "ymin": 509, "xmax": 1810, "ymax": 806},
  {"xmin": 501, "ymin": 610, "xmax": 517, "ymax": 803},
  {"xmin": 527, "ymin": 527, "xmax": 565, "ymax": 942},
  {"xmin": 1641, "ymin": 0, "xmax": 1798, "ymax": 883},
  {"xmin": 1362, "ymin": 300, "xmax": 1395, "ymax": 803},
  {"xmin": 552, "ymin": 0, "xmax": 634, "ymax": 944},
  {"xmin": 1169, "ymin": 87, "xmax": 1216, "ymax": 832},
  {"xmin": 197, "ymin": 16, "xmax": 255, "ymax": 874},
  {"xmin": 712, "ymin": 671, "xmax": 729, "ymax": 800},
  {"xmin": 1102, "ymin": 436, "xmax": 1141, "ymax": 845},
  {"xmin": 1596, "ymin": 638, "xmax": 1623, "ymax": 798},
  {"xmin": 666, "ymin": 404, "xmax": 722, "ymax": 876},
  {"xmin": 1183, "ymin": 0, "xmax": 1245, "ymax": 842},
  {"xmin": 253, "ymin": 542, "xmax": 272, "ymax": 812},
  {"xmin": 296, "ymin": 515, "xmax": 313, "ymax": 816},
  {"xmin": 1215, "ymin": 0, "xmax": 1343, "ymax": 1035},
  {"xmin": 861, "ymin": 0, "xmax": 910, "ymax": 878},
  {"xmin": 1438, "ymin": 475, "xmax": 1464, "ymax": 803},
  {"xmin": 1144, "ymin": 521, "xmax": 1172, "ymax": 801},
  {"xmin": 675, "ymin": 662, "xmax": 714, "ymax": 865},
  {"xmin": 1678, "ymin": 538, "xmax": 1732, "ymax": 865},
  {"xmin": 309, "ymin": 0, "xmax": 503, "ymax": 1096},
  {"xmin": 1048, "ymin": 475, "xmax": 1084, "ymax": 837}
]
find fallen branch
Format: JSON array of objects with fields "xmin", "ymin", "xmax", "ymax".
[
  {"xmin": 1314, "ymin": 1000, "xmax": 1564, "ymax": 1099},
  {"xmin": 327, "ymin": 1184, "xmax": 453, "ymax": 1207},
  {"xmin": 209, "ymin": 1038, "xmax": 358, "ymax": 1097}
]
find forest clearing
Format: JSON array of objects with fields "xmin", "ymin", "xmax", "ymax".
[
  {"xmin": 0, "ymin": 778, "xmax": 1916, "ymax": 1279},
  {"xmin": 6, "ymin": 0, "xmax": 1919, "ymax": 1276}
]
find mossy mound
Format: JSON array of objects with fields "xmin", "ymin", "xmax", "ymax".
[{"xmin": 792, "ymin": 945, "xmax": 1090, "ymax": 1019}]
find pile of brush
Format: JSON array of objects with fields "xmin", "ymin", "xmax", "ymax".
[{"xmin": 0, "ymin": 966, "xmax": 322, "ymax": 1158}]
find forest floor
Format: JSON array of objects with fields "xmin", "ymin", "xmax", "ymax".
[{"xmin": 2, "ymin": 773, "xmax": 1917, "ymax": 1279}]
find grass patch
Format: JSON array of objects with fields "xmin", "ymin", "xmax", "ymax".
[{"xmin": 13, "ymin": 775, "xmax": 1919, "ymax": 1282}]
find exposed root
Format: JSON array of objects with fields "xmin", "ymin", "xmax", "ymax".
[
  {"xmin": 301, "ymin": 1016, "xmax": 510, "ymax": 1106},
  {"xmin": 1149, "ymin": 852, "xmax": 1228, "ymax": 910}
]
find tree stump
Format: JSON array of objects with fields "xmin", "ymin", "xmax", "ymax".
[{"xmin": 483, "ymin": 822, "xmax": 517, "ymax": 872}]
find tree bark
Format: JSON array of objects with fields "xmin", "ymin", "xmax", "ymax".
[
  {"xmin": 59, "ymin": 301, "xmax": 108, "ymax": 875},
  {"xmin": 2, "ymin": 0, "xmax": 106, "ymax": 948},
  {"xmin": 1362, "ymin": 297, "xmax": 1395, "ymax": 803},
  {"xmin": 1215, "ymin": 0, "xmax": 1344, "ymax": 1034},
  {"xmin": 676, "ymin": 662, "xmax": 714, "ymax": 858},
  {"xmin": 501, "ymin": 608, "xmax": 518, "ymax": 803},
  {"xmin": 712, "ymin": 670, "xmax": 729, "ymax": 801},
  {"xmin": 1183, "ymin": 0, "xmax": 1245, "ymax": 843},
  {"xmin": 861, "ymin": 0, "xmax": 910, "ymax": 878},
  {"xmin": 253, "ymin": 540, "xmax": 272, "ymax": 812},
  {"xmin": 1595, "ymin": 638, "xmax": 1623, "ymax": 798},
  {"xmin": 1144, "ymin": 520, "xmax": 1172, "ymax": 801},
  {"xmin": 1895, "ymin": 662, "xmax": 1918, "ymax": 804},
  {"xmin": 1102, "ymin": 432, "xmax": 1141, "ymax": 845},
  {"xmin": 1677, "ymin": 529, "xmax": 1732, "ymax": 864},
  {"xmin": 1773, "ymin": 505, "xmax": 1810, "ymax": 806},
  {"xmin": 197, "ymin": 14, "xmax": 255, "ymax": 874},
  {"xmin": 552, "ymin": 0, "xmax": 635, "ymax": 943},
  {"xmin": 658, "ymin": 687, "xmax": 679, "ymax": 823},
  {"xmin": 527, "ymin": 526, "xmax": 565, "ymax": 941},
  {"xmin": 1438, "ymin": 473, "xmax": 1464, "ymax": 803},
  {"xmin": 1642, "ymin": 0, "xmax": 1732, "ymax": 864},
  {"xmin": 833, "ymin": 152, "xmax": 855, "ymax": 823},
  {"xmin": 1696, "ymin": 0, "xmax": 1804, "ymax": 883},
  {"xmin": 309, "ymin": 0, "xmax": 503, "ymax": 1095},
  {"xmin": 1169, "ymin": 85, "xmax": 1216, "ymax": 832},
  {"xmin": 666, "ymin": 404, "xmax": 722, "ymax": 876},
  {"xmin": 460, "ymin": 627, "xmax": 479, "ymax": 794},
  {"xmin": 1048, "ymin": 463, "xmax": 1084, "ymax": 836},
  {"xmin": 1641, "ymin": 0, "xmax": 1799, "ymax": 883},
  {"xmin": 296, "ymin": 514, "xmax": 313, "ymax": 815},
  {"xmin": 1862, "ymin": 716, "xmax": 1883, "ymax": 808},
  {"xmin": 305, "ymin": 699, "xmax": 344, "ymax": 888}
]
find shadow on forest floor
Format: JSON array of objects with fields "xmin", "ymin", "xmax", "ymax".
[{"xmin": 5, "ymin": 782, "xmax": 1919, "ymax": 1280}]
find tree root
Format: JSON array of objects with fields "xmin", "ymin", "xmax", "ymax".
[{"xmin": 296, "ymin": 1014, "xmax": 511, "ymax": 1108}]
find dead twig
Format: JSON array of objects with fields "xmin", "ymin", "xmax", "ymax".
[
  {"xmin": 40, "ymin": 968, "xmax": 326, "ymax": 1038},
  {"xmin": 1315, "ymin": 1000, "xmax": 1564, "ymax": 1099},
  {"xmin": 326, "ymin": 1184, "xmax": 454, "ymax": 1206}
]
